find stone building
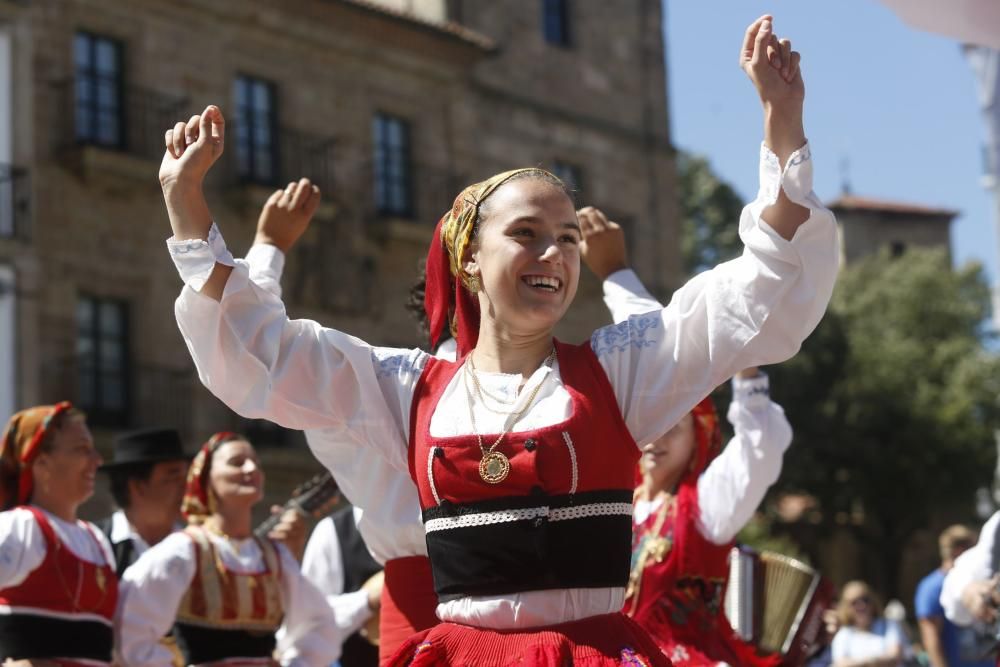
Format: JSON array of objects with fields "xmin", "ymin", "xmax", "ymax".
[
  {"xmin": 0, "ymin": 0, "xmax": 678, "ymax": 514},
  {"xmin": 829, "ymin": 194, "xmax": 957, "ymax": 265}
]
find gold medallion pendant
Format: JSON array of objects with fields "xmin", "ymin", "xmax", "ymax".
[{"xmin": 479, "ymin": 451, "xmax": 511, "ymax": 484}]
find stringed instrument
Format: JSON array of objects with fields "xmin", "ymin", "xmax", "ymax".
[{"xmin": 254, "ymin": 471, "xmax": 341, "ymax": 539}]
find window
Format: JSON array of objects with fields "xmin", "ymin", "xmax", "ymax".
[
  {"xmin": 74, "ymin": 32, "xmax": 124, "ymax": 148},
  {"xmin": 76, "ymin": 297, "xmax": 130, "ymax": 425},
  {"xmin": 551, "ymin": 160, "xmax": 583, "ymax": 204},
  {"xmin": 890, "ymin": 240, "xmax": 907, "ymax": 258},
  {"xmin": 234, "ymin": 75, "xmax": 279, "ymax": 185},
  {"xmin": 542, "ymin": 0, "xmax": 571, "ymax": 46},
  {"xmin": 373, "ymin": 113, "xmax": 413, "ymax": 217}
]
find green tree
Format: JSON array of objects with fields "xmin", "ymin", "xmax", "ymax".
[
  {"xmin": 677, "ymin": 151, "xmax": 746, "ymax": 274},
  {"xmin": 767, "ymin": 248, "xmax": 1000, "ymax": 596}
]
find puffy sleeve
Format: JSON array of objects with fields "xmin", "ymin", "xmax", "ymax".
[
  {"xmin": 602, "ymin": 268, "xmax": 663, "ymax": 324},
  {"xmin": 942, "ymin": 511, "xmax": 999, "ymax": 626},
  {"xmin": 115, "ymin": 532, "xmax": 196, "ymax": 667},
  {"xmin": 300, "ymin": 515, "xmax": 373, "ymax": 638},
  {"xmin": 593, "ymin": 142, "xmax": 839, "ymax": 446},
  {"xmin": 0, "ymin": 509, "xmax": 46, "ymax": 588},
  {"xmin": 696, "ymin": 373, "xmax": 792, "ymax": 544},
  {"xmin": 169, "ymin": 226, "xmax": 428, "ymax": 473},
  {"xmin": 275, "ymin": 543, "xmax": 343, "ymax": 666}
]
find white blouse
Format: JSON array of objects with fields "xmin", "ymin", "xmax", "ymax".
[
  {"xmin": 299, "ymin": 511, "xmax": 373, "ymax": 648},
  {"xmin": 115, "ymin": 530, "xmax": 341, "ymax": 666},
  {"xmin": 941, "ymin": 509, "xmax": 1000, "ymax": 626},
  {"xmin": 169, "ymin": 141, "xmax": 838, "ymax": 628},
  {"xmin": 0, "ymin": 507, "xmax": 115, "ymax": 588}
]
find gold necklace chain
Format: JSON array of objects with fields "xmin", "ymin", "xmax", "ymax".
[
  {"xmin": 462, "ymin": 348, "xmax": 555, "ymax": 483},
  {"xmin": 466, "ymin": 350, "xmax": 555, "ymax": 416}
]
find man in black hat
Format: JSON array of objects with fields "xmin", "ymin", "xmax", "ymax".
[{"xmin": 96, "ymin": 428, "xmax": 190, "ymax": 578}]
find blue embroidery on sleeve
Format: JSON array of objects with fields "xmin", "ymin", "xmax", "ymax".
[
  {"xmin": 372, "ymin": 349, "xmax": 426, "ymax": 379},
  {"xmin": 590, "ymin": 313, "xmax": 661, "ymax": 357}
]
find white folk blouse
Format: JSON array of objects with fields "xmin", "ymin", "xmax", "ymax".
[
  {"xmin": 168, "ymin": 142, "xmax": 837, "ymax": 629},
  {"xmin": 115, "ymin": 530, "xmax": 341, "ymax": 666}
]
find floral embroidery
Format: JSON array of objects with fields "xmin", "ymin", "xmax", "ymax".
[
  {"xmin": 590, "ymin": 313, "xmax": 660, "ymax": 357},
  {"xmin": 619, "ymin": 647, "xmax": 649, "ymax": 666},
  {"xmin": 372, "ymin": 349, "xmax": 425, "ymax": 379}
]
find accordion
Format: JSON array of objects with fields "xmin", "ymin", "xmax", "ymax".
[{"xmin": 724, "ymin": 546, "xmax": 833, "ymax": 667}]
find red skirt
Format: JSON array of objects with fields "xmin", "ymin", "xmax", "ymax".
[
  {"xmin": 380, "ymin": 556, "xmax": 441, "ymax": 664},
  {"xmin": 385, "ymin": 613, "xmax": 672, "ymax": 667}
]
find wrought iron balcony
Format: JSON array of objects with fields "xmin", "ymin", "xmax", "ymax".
[
  {"xmin": 52, "ymin": 78, "xmax": 188, "ymax": 163},
  {"xmin": 41, "ymin": 358, "xmax": 195, "ymax": 435},
  {"xmin": 0, "ymin": 163, "xmax": 30, "ymax": 240},
  {"xmin": 221, "ymin": 121, "xmax": 336, "ymax": 196}
]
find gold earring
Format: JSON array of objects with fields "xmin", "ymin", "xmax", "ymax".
[{"xmin": 467, "ymin": 275, "xmax": 481, "ymax": 292}]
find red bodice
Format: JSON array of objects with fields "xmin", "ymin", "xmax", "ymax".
[{"xmin": 623, "ymin": 484, "xmax": 778, "ymax": 667}]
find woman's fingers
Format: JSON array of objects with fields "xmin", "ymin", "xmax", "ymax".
[
  {"xmin": 779, "ymin": 39, "xmax": 792, "ymax": 79},
  {"xmin": 172, "ymin": 121, "xmax": 186, "ymax": 158},
  {"xmin": 184, "ymin": 115, "xmax": 200, "ymax": 146},
  {"xmin": 787, "ymin": 51, "xmax": 801, "ymax": 83},
  {"xmin": 278, "ymin": 181, "xmax": 296, "ymax": 208},
  {"xmin": 164, "ymin": 129, "xmax": 176, "ymax": 159},
  {"xmin": 290, "ymin": 178, "xmax": 313, "ymax": 211},
  {"xmin": 740, "ymin": 14, "xmax": 772, "ymax": 66}
]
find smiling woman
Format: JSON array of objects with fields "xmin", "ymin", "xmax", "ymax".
[
  {"xmin": 0, "ymin": 403, "xmax": 119, "ymax": 665},
  {"xmin": 116, "ymin": 432, "xmax": 341, "ymax": 667},
  {"xmin": 159, "ymin": 15, "xmax": 839, "ymax": 666}
]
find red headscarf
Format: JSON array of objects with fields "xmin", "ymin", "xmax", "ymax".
[
  {"xmin": 424, "ymin": 167, "xmax": 564, "ymax": 358},
  {"xmin": 0, "ymin": 402, "xmax": 75, "ymax": 509},
  {"xmin": 682, "ymin": 396, "xmax": 723, "ymax": 488},
  {"xmin": 180, "ymin": 431, "xmax": 239, "ymax": 524}
]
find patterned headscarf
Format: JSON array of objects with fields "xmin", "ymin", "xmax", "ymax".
[
  {"xmin": 181, "ymin": 431, "xmax": 240, "ymax": 524},
  {"xmin": 0, "ymin": 402, "xmax": 75, "ymax": 509},
  {"xmin": 424, "ymin": 167, "xmax": 564, "ymax": 358}
]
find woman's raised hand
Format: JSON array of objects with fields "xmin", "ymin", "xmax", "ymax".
[
  {"xmin": 740, "ymin": 16, "xmax": 804, "ymax": 112},
  {"xmin": 159, "ymin": 104, "xmax": 226, "ymax": 191}
]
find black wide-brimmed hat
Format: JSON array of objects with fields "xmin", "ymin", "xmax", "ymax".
[{"xmin": 99, "ymin": 428, "xmax": 190, "ymax": 470}]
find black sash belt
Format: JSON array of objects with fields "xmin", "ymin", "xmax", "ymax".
[{"xmin": 422, "ymin": 489, "xmax": 634, "ymax": 601}]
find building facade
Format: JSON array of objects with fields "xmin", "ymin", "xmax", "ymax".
[{"xmin": 0, "ymin": 0, "xmax": 678, "ymax": 514}]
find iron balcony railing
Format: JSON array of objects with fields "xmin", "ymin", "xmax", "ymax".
[
  {"xmin": 0, "ymin": 163, "xmax": 30, "ymax": 240},
  {"xmin": 52, "ymin": 78, "xmax": 189, "ymax": 163}
]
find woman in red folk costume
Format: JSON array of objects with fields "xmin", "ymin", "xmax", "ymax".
[
  {"xmin": 160, "ymin": 15, "xmax": 836, "ymax": 667},
  {"xmin": 0, "ymin": 403, "xmax": 117, "ymax": 666},
  {"xmin": 624, "ymin": 374, "xmax": 792, "ymax": 666}
]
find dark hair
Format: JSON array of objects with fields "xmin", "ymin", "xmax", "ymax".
[
  {"xmin": 474, "ymin": 170, "xmax": 574, "ymax": 240},
  {"xmin": 405, "ymin": 261, "xmax": 430, "ymax": 345},
  {"xmin": 108, "ymin": 462, "xmax": 156, "ymax": 509}
]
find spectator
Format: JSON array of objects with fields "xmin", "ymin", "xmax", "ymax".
[
  {"xmin": 832, "ymin": 581, "xmax": 910, "ymax": 667},
  {"xmin": 915, "ymin": 525, "xmax": 987, "ymax": 667}
]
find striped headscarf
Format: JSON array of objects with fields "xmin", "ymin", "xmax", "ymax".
[
  {"xmin": 0, "ymin": 402, "xmax": 75, "ymax": 509},
  {"xmin": 181, "ymin": 431, "xmax": 242, "ymax": 525},
  {"xmin": 424, "ymin": 168, "xmax": 564, "ymax": 358}
]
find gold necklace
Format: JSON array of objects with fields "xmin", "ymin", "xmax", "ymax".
[
  {"xmin": 466, "ymin": 351, "xmax": 555, "ymax": 415},
  {"xmin": 463, "ymin": 349, "xmax": 555, "ymax": 484}
]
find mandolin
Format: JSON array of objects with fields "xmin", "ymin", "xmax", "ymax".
[{"xmin": 254, "ymin": 471, "xmax": 340, "ymax": 539}]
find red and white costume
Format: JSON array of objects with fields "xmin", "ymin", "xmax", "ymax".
[
  {"xmin": 169, "ymin": 142, "xmax": 837, "ymax": 665},
  {"xmin": 0, "ymin": 505, "xmax": 118, "ymax": 666}
]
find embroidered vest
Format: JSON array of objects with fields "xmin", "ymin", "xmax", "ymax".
[
  {"xmin": 407, "ymin": 339, "xmax": 638, "ymax": 601},
  {"xmin": 0, "ymin": 506, "xmax": 118, "ymax": 662},
  {"xmin": 173, "ymin": 525, "xmax": 284, "ymax": 665}
]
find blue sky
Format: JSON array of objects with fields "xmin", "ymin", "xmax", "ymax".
[{"xmin": 663, "ymin": 0, "xmax": 997, "ymax": 284}]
